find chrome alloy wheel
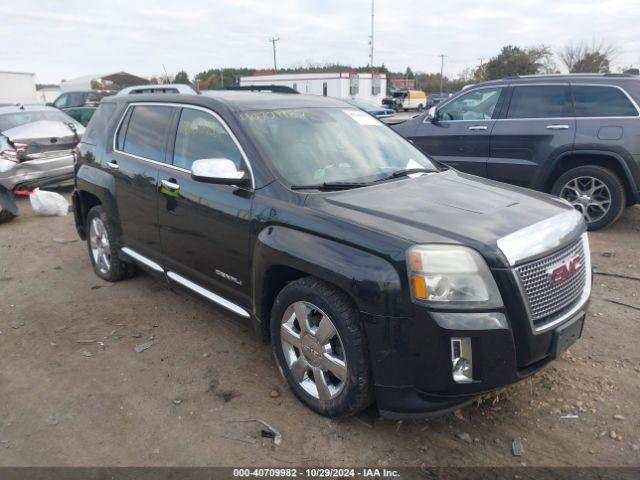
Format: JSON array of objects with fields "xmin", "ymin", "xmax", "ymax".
[
  {"xmin": 280, "ymin": 301, "xmax": 348, "ymax": 401},
  {"xmin": 89, "ymin": 216, "xmax": 111, "ymax": 275},
  {"xmin": 560, "ymin": 176, "xmax": 612, "ymax": 224}
]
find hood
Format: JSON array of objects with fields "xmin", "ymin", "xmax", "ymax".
[
  {"xmin": 310, "ymin": 170, "xmax": 575, "ymax": 266},
  {"xmin": 2, "ymin": 120, "xmax": 85, "ymax": 156}
]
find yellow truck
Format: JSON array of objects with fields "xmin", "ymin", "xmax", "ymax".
[{"xmin": 382, "ymin": 89, "xmax": 428, "ymax": 112}]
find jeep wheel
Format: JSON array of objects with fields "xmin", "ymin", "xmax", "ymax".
[
  {"xmin": 86, "ymin": 206, "xmax": 136, "ymax": 282},
  {"xmin": 552, "ymin": 165, "xmax": 626, "ymax": 231},
  {"xmin": 271, "ymin": 277, "xmax": 373, "ymax": 418}
]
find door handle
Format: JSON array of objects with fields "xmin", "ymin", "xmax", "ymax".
[
  {"xmin": 468, "ymin": 125, "xmax": 488, "ymax": 131},
  {"xmin": 546, "ymin": 124, "xmax": 570, "ymax": 130},
  {"xmin": 161, "ymin": 179, "xmax": 180, "ymax": 191},
  {"xmin": 107, "ymin": 160, "xmax": 119, "ymax": 170}
]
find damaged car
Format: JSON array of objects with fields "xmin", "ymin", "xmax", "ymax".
[{"xmin": 0, "ymin": 105, "xmax": 84, "ymax": 223}]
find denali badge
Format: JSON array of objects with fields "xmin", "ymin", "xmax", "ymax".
[
  {"xmin": 215, "ymin": 269, "xmax": 242, "ymax": 286},
  {"xmin": 548, "ymin": 255, "xmax": 583, "ymax": 287}
]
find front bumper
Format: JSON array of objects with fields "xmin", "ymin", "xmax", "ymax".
[{"xmin": 362, "ymin": 295, "xmax": 589, "ymax": 419}]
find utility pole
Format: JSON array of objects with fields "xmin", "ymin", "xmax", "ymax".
[
  {"xmin": 438, "ymin": 54, "xmax": 448, "ymax": 95},
  {"xmin": 369, "ymin": 0, "xmax": 375, "ymax": 67},
  {"xmin": 269, "ymin": 37, "xmax": 280, "ymax": 70}
]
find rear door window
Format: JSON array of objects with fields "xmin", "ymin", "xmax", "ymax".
[
  {"xmin": 506, "ymin": 85, "xmax": 571, "ymax": 119},
  {"xmin": 172, "ymin": 108, "xmax": 243, "ymax": 170},
  {"xmin": 572, "ymin": 85, "xmax": 638, "ymax": 117},
  {"xmin": 119, "ymin": 105, "xmax": 175, "ymax": 162}
]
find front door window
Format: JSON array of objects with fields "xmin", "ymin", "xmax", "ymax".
[{"xmin": 437, "ymin": 88, "xmax": 502, "ymax": 121}]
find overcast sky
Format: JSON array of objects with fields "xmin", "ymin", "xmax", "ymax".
[{"xmin": 2, "ymin": 0, "xmax": 639, "ymax": 84}]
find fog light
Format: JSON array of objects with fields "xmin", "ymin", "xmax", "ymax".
[{"xmin": 451, "ymin": 337, "xmax": 473, "ymax": 384}]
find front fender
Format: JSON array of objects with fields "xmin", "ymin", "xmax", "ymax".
[{"xmin": 253, "ymin": 225, "xmax": 409, "ymax": 333}]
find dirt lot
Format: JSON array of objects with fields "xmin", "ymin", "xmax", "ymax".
[{"xmin": 0, "ymin": 192, "xmax": 639, "ymax": 467}]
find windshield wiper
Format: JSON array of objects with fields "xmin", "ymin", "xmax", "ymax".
[
  {"xmin": 291, "ymin": 181, "xmax": 371, "ymax": 191},
  {"xmin": 381, "ymin": 168, "xmax": 436, "ymax": 180}
]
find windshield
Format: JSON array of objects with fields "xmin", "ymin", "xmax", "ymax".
[
  {"xmin": 239, "ymin": 108, "xmax": 436, "ymax": 186},
  {"xmin": 0, "ymin": 110, "xmax": 78, "ymax": 132}
]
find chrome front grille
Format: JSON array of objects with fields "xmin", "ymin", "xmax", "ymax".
[{"xmin": 515, "ymin": 238, "xmax": 587, "ymax": 325}]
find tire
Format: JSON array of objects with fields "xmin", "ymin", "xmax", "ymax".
[
  {"xmin": 0, "ymin": 207, "xmax": 16, "ymax": 224},
  {"xmin": 271, "ymin": 277, "xmax": 374, "ymax": 418},
  {"xmin": 0, "ymin": 188, "xmax": 17, "ymax": 224},
  {"xmin": 86, "ymin": 206, "xmax": 136, "ymax": 282},
  {"xmin": 417, "ymin": 104, "xmax": 424, "ymax": 111},
  {"xmin": 551, "ymin": 165, "xmax": 626, "ymax": 231}
]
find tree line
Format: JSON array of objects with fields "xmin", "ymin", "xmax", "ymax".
[{"xmin": 157, "ymin": 41, "xmax": 633, "ymax": 94}]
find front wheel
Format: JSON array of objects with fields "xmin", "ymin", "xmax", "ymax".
[
  {"xmin": 271, "ymin": 277, "xmax": 373, "ymax": 418},
  {"xmin": 551, "ymin": 165, "xmax": 626, "ymax": 231}
]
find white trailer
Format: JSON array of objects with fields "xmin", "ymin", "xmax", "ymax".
[
  {"xmin": 239, "ymin": 72, "xmax": 387, "ymax": 103},
  {"xmin": 0, "ymin": 71, "xmax": 38, "ymax": 104}
]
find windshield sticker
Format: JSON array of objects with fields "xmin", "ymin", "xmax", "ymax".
[
  {"xmin": 239, "ymin": 110, "xmax": 307, "ymax": 121},
  {"xmin": 342, "ymin": 109, "xmax": 381, "ymax": 126}
]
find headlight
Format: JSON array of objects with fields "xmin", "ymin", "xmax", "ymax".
[{"xmin": 407, "ymin": 245, "xmax": 503, "ymax": 308}]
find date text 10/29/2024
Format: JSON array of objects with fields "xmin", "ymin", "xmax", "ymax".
[{"xmin": 233, "ymin": 468, "xmax": 401, "ymax": 478}]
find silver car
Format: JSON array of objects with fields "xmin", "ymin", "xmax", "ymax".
[{"xmin": 0, "ymin": 105, "xmax": 84, "ymax": 223}]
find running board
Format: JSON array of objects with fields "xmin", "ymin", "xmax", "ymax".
[
  {"xmin": 120, "ymin": 247, "xmax": 250, "ymax": 319},
  {"xmin": 166, "ymin": 271, "xmax": 251, "ymax": 318}
]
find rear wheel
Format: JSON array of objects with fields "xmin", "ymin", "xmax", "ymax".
[
  {"xmin": 271, "ymin": 277, "xmax": 373, "ymax": 418},
  {"xmin": 551, "ymin": 165, "xmax": 626, "ymax": 231},
  {"xmin": 86, "ymin": 206, "xmax": 135, "ymax": 281}
]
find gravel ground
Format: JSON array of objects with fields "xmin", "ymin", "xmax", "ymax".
[{"xmin": 0, "ymin": 193, "xmax": 639, "ymax": 467}]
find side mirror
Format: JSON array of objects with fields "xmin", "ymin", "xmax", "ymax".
[
  {"xmin": 191, "ymin": 158, "xmax": 250, "ymax": 186},
  {"xmin": 427, "ymin": 106, "xmax": 438, "ymax": 123}
]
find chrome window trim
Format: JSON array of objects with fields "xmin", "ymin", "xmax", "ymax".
[
  {"xmin": 496, "ymin": 83, "xmax": 640, "ymax": 121},
  {"xmin": 511, "ymin": 232, "xmax": 591, "ymax": 334},
  {"xmin": 497, "ymin": 209, "xmax": 585, "ymax": 267},
  {"xmin": 430, "ymin": 82, "xmax": 640, "ymax": 123},
  {"xmin": 111, "ymin": 101, "xmax": 255, "ymax": 188}
]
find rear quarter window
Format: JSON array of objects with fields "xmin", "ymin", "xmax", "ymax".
[
  {"xmin": 572, "ymin": 85, "xmax": 638, "ymax": 117},
  {"xmin": 82, "ymin": 103, "xmax": 117, "ymax": 145}
]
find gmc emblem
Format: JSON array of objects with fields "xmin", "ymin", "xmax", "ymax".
[{"xmin": 548, "ymin": 255, "xmax": 584, "ymax": 287}]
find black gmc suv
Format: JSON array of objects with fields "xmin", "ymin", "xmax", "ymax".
[
  {"xmin": 72, "ymin": 92, "xmax": 591, "ymax": 419},
  {"xmin": 392, "ymin": 74, "xmax": 640, "ymax": 230}
]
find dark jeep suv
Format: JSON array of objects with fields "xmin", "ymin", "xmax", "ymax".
[
  {"xmin": 72, "ymin": 92, "xmax": 591, "ymax": 419},
  {"xmin": 392, "ymin": 74, "xmax": 640, "ymax": 230}
]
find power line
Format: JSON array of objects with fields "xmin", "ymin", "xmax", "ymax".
[
  {"xmin": 269, "ymin": 37, "xmax": 280, "ymax": 70},
  {"xmin": 438, "ymin": 54, "xmax": 448, "ymax": 94}
]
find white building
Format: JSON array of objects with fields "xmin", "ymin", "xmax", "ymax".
[
  {"xmin": 239, "ymin": 72, "xmax": 387, "ymax": 102},
  {"xmin": 60, "ymin": 72, "xmax": 149, "ymax": 92},
  {"xmin": 0, "ymin": 71, "xmax": 38, "ymax": 104}
]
